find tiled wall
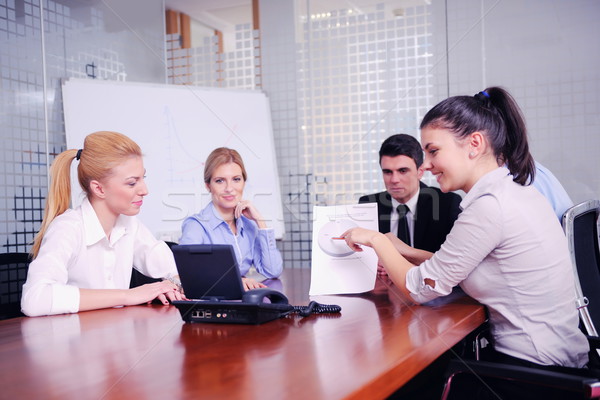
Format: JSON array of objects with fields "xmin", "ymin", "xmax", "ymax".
[
  {"xmin": 260, "ymin": 0, "xmax": 436, "ymax": 267},
  {"xmin": 167, "ymin": 24, "xmax": 259, "ymax": 89},
  {"xmin": 0, "ymin": 0, "xmax": 165, "ymax": 252},
  {"xmin": 262, "ymin": 0, "xmax": 600, "ymax": 267},
  {"xmin": 1, "ymin": 0, "xmax": 598, "ymax": 267},
  {"xmin": 433, "ymin": 0, "xmax": 600, "ymax": 202}
]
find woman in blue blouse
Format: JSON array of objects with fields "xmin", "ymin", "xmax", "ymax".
[{"xmin": 179, "ymin": 147, "xmax": 283, "ymax": 290}]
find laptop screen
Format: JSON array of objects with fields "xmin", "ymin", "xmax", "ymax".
[{"xmin": 172, "ymin": 244, "xmax": 245, "ymax": 300}]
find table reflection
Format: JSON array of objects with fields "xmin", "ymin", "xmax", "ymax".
[{"xmin": 19, "ymin": 305, "xmax": 185, "ymax": 399}]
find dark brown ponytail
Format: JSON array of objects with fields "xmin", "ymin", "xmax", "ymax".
[{"xmin": 420, "ymin": 86, "xmax": 535, "ymax": 185}]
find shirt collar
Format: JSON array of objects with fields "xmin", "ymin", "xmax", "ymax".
[
  {"xmin": 460, "ymin": 166, "xmax": 511, "ymax": 210},
  {"xmin": 81, "ymin": 198, "xmax": 106, "ymax": 246},
  {"xmin": 81, "ymin": 197, "xmax": 130, "ymax": 246},
  {"xmin": 207, "ymin": 202, "xmax": 247, "ymax": 235},
  {"xmin": 391, "ymin": 187, "xmax": 420, "ymax": 215}
]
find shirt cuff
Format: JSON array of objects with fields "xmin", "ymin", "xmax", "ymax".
[
  {"xmin": 406, "ymin": 266, "xmax": 444, "ymax": 304},
  {"xmin": 258, "ymin": 227, "xmax": 277, "ymax": 247}
]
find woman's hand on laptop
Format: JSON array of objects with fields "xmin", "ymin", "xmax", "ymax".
[
  {"xmin": 129, "ymin": 280, "xmax": 185, "ymax": 306},
  {"xmin": 242, "ymin": 277, "xmax": 267, "ymax": 291}
]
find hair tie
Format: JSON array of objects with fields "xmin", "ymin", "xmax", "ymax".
[
  {"xmin": 474, "ymin": 91, "xmax": 490, "ymax": 102},
  {"xmin": 76, "ymin": 149, "xmax": 82, "ymax": 160}
]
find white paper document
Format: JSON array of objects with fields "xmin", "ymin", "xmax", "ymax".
[{"xmin": 309, "ymin": 203, "xmax": 379, "ymax": 295}]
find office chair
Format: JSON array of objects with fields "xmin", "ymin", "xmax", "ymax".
[
  {"xmin": 129, "ymin": 241, "xmax": 177, "ymax": 288},
  {"xmin": 0, "ymin": 252, "xmax": 30, "ymax": 320},
  {"xmin": 440, "ymin": 200, "xmax": 600, "ymax": 399},
  {"xmin": 563, "ymin": 200, "xmax": 600, "ymax": 340}
]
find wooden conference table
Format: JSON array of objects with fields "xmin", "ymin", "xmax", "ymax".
[{"xmin": 0, "ymin": 269, "xmax": 485, "ymax": 400}]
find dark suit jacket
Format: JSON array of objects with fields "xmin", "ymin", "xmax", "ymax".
[{"xmin": 358, "ymin": 182, "xmax": 462, "ymax": 253}]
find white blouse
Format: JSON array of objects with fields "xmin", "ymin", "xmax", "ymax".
[
  {"xmin": 406, "ymin": 167, "xmax": 589, "ymax": 367},
  {"xmin": 21, "ymin": 198, "xmax": 177, "ymax": 317}
]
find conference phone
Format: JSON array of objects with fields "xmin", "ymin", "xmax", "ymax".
[
  {"xmin": 170, "ymin": 244, "xmax": 340, "ymax": 325},
  {"xmin": 174, "ymin": 288, "xmax": 341, "ymax": 325}
]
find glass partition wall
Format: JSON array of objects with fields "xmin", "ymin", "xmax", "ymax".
[
  {"xmin": 2, "ymin": 1, "xmax": 599, "ymax": 270},
  {"xmin": 0, "ymin": 0, "xmax": 165, "ymax": 252}
]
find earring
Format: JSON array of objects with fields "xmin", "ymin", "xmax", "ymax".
[{"xmin": 469, "ymin": 151, "xmax": 475, "ymax": 158}]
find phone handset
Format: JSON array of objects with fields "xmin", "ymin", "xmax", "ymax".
[
  {"xmin": 242, "ymin": 288, "xmax": 342, "ymax": 317},
  {"xmin": 242, "ymin": 288, "xmax": 290, "ymax": 305}
]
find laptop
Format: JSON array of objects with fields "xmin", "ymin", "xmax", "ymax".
[
  {"xmin": 171, "ymin": 244, "xmax": 245, "ymax": 300},
  {"xmin": 171, "ymin": 244, "xmax": 293, "ymax": 324}
]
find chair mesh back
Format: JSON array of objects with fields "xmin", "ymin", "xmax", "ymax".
[
  {"xmin": 573, "ymin": 209, "xmax": 600, "ymax": 333},
  {"xmin": 0, "ymin": 253, "xmax": 30, "ymax": 319}
]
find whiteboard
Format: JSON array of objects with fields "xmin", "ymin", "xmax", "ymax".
[{"xmin": 62, "ymin": 78, "xmax": 284, "ymax": 240}]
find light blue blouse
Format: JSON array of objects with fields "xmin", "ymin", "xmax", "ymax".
[
  {"xmin": 179, "ymin": 202, "xmax": 283, "ymax": 278},
  {"xmin": 532, "ymin": 162, "xmax": 574, "ymax": 222}
]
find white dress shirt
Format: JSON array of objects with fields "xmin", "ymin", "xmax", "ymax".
[
  {"xmin": 21, "ymin": 198, "xmax": 177, "ymax": 317},
  {"xmin": 406, "ymin": 167, "xmax": 588, "ymax": 367}
]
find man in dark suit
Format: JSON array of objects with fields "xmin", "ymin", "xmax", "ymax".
[{"xmin": 358, "ymin": 134, "xmax": 461, "ymax": 253}]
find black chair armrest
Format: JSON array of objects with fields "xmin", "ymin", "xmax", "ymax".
[
  {"xmin": 129, "ymin": 269, "xmax": 162, "ymax": 288},
  {"xmin": 443, "ymin": 359, "xmax": 600, "ymax": 399},
  {"xmin": 586, "ymin": 335, "xmax": 600, "ymax": 370},
  {"xmin": 588, "ymin": 335, "xmax": 600, "ymax": 349}
]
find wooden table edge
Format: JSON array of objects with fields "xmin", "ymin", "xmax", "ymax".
[{"xmin": 344, "ymin": 305, "xmax": 486, "ymax": 400}]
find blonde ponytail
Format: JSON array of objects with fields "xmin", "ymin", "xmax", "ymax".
[{"xmin": 31, "ymin": 149, "xmax": 78, "ymax": 258}]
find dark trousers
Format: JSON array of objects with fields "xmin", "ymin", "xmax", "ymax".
[{"xmin": 387, "ymin": 351, "xmax": 451, "ymax": 400}]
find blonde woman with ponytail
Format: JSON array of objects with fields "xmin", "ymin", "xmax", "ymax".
[{"xmin": 22, "ymin": 131, "xmax": 183, "ymax": 317}]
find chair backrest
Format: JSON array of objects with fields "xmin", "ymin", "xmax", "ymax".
[
  {"xmin": 562, "ymin": 200, "xmax": 600, "ymax": 337},
  {"xmin": 164, "ymin": 241, "xmax": 178, "ymax": 249},
  {"xmin": 129, "ymin": 241, "xmax": 176, "ymax": 288},
  {"xmin": 0, "ymin": 252, "xmax": 31, "ymax": 320}
]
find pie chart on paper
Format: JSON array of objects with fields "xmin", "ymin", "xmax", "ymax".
[{"xmin": 317, "ymin": 219, "xmax": 358, "ymax": 257}]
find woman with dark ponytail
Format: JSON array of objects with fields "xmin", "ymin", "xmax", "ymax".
[
  {"xmin": 22, "ymin": 131, "xmax": 184, "ymax": 317},
  {"xmin": 342, "ymin": 87, "xmax": 588, "ymax": 396}
]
